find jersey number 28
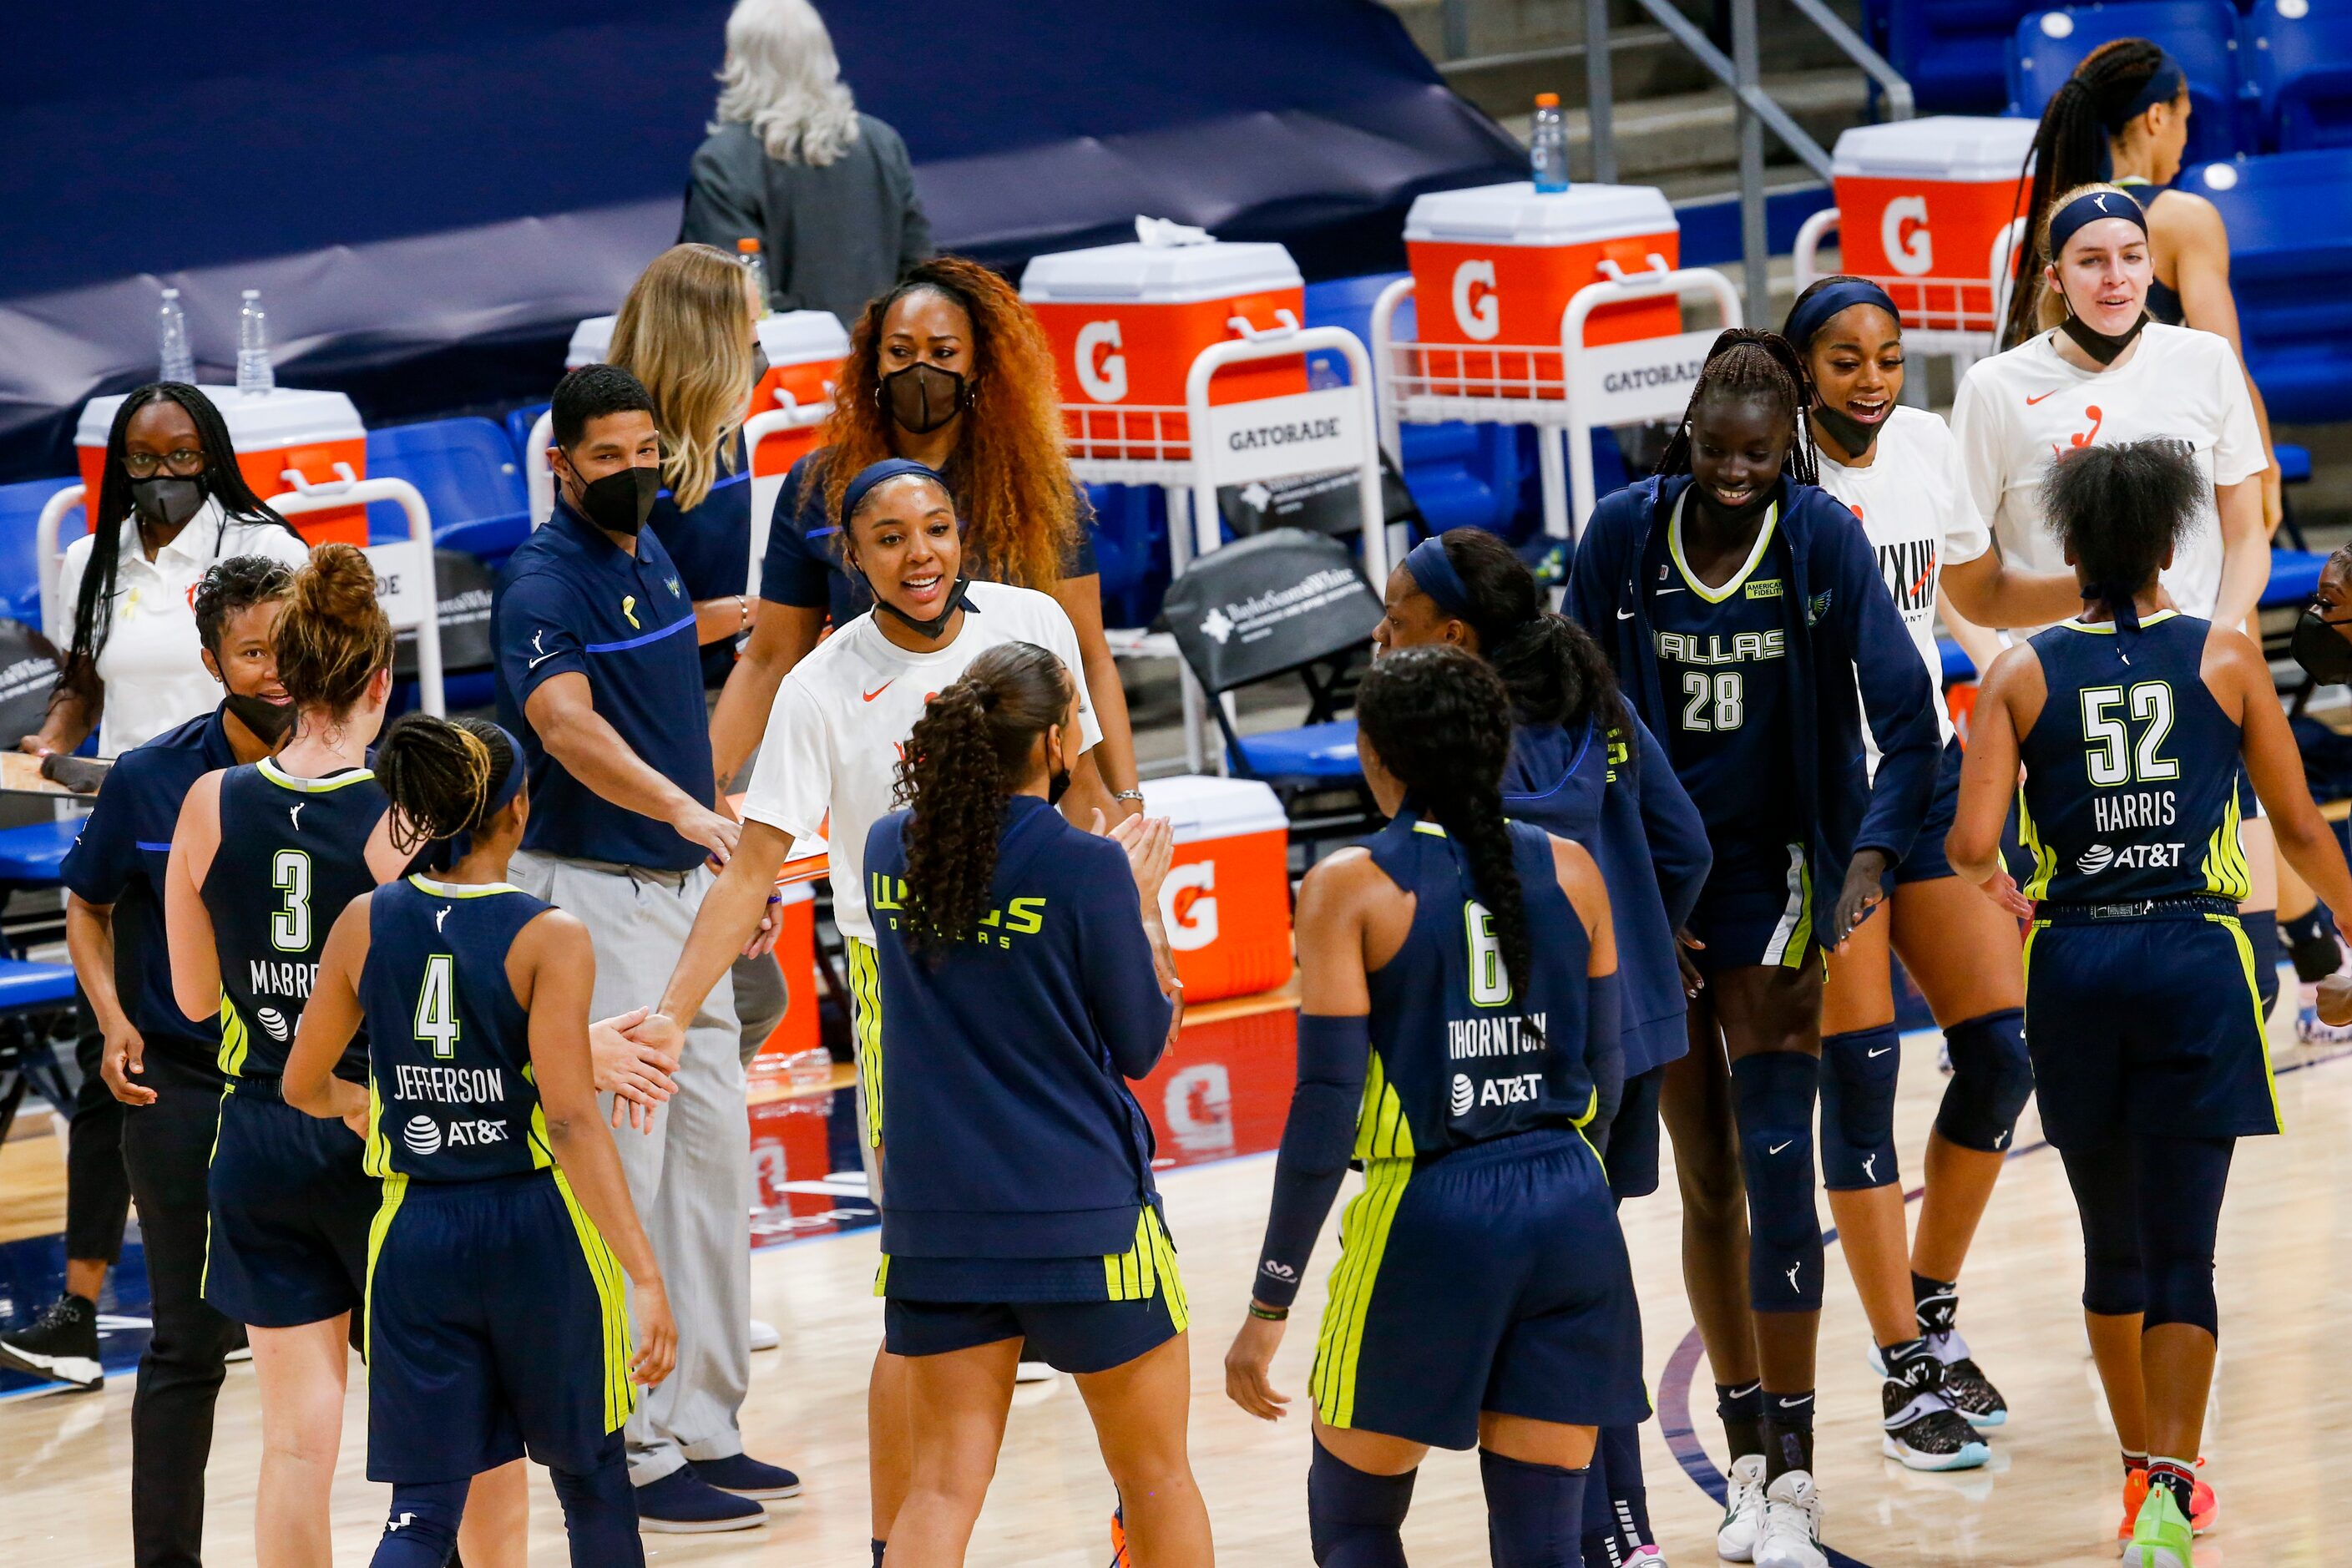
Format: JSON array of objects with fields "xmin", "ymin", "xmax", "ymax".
[
  {"xmin": 2081, "ymin": 681, "xmax": 2179, "ymax": 787},
  {"xmin": 1682, "ymin": 670, "xmax": 1744, "ymax": 733}
]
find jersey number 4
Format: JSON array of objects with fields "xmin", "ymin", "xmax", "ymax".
[
  {"xmin": 414, "ymin": 954, "xmax": 460, "ymax": 1060},
  {"xmin": 1682, "ymin": 670, "xmax": 1744, "ymax": 732},
  {"xmin": 2081, "ymin": 681, "xmax": 2179, "ymax": 787}
]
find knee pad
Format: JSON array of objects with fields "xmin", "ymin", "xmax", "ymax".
[
  {"xmin": 372, "ymin": 1479, "xmax": 466, "ymax": 1568},
  {"xmin": 1309, "ymin": 1437, "xmax": 1416, "ymax": 1568},
  {"xmin": 2142, "ymin": 1255, "xmax": 2219, "ymax": 1336},
  {"xmin": 1730, "ymin": 1052, "xmax": 1824, "ymax": 1313},
  {"xmin": 1818, "ymin": 1025, "xmax": 1901, "ymax": 1190},
  {"xmin": 2284, "ymin": 905, "xmax": 2342, "ymax": 982},
  {"xmin": 1481, "ymin": 1449, "xmax": 1586, "ymax": 1568},
  {"xmin": 2243, "ymin": 910, "xmax": 2281, "ymax": 1019},
  {"xmin": 549, "ymin": 1438, "xmax": 644, "ymax": 1568},
  {"xmin": 1934, "ymin": 1009, "xmax": 2032, "ymax": 1155}
]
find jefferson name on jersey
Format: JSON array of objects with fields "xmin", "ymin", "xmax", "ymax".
[{"xmin": 389, "ymin": 1062, "xmax": 510, "ymax": 1105}]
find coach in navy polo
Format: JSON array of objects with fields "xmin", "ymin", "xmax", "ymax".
[{"xmin": 494, "ymin": 364, "xmax": 797, "ymax": 1532}]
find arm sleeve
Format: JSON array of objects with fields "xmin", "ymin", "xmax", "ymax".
[
  {"xmin": 736, "ymin": 677, "xmax": 832, "ymax": 843},
  {"xmin": 1075, "ymin": 847, "xmax": 1175, "ymax": 1080},
  {"xmin": 1838, "ymin": 509, "xmax": 1940, "ymax": 861},
  {"xmin": 2208, "ymin": 340, "xmax": 2267, "ymax": 487},
  {"xmin": 493, "ymin": 572, "xmax": 587, "ymax": 705},
  {"xmin": 758, "ymin": 458, "xmax": 837, "ymax": 609},
  {"xmin": 1631, "ymin": 716, "xmax": 1711, "ymax": 929},
  {"xmin": 1585, "ymin": 971, "xmax": 1624, "ymax": 1124},
  {"xmin": 1252, "ymin": 1013, "xmax": 1369, "ymax": 1308},
  {"xmin": 59, "ymin": 763, "xmax": 139, "ymax": 904}
]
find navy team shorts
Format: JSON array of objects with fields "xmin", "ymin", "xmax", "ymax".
[
  {"xmin": 204, "ymin": 1079, "xmax": 377, "ymax": 1329},
  {"xmin": 1686, "ymin": 841, "xmax": 1818, "ymax": 974},
  {"xmin": 883, "ymin": 1210, "xmax": 1189, "ymax": 1375},
  {"xmin": 1888, "ymin": 738, "xmax": 1964, "ymax": 888},
  {"xmin": 365, "ymin": 1169, "xmax": 635, "ymax": 1483},
  {"xmin": 2025, "ymin": 899, "xmax": 2280, "ymax": 1151},
  {"xmin": 1311, "ymin": 1128, "xmax": 1649, "ymax": 1449}
]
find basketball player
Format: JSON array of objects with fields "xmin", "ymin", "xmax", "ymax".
[
  {"xmin": 1950, "ymin": 441, "xmax": 2352, "ymax": 1564},
  {"xmin": 858, "ymin": 640, "xmax": 1204, "ymax": 1566},
  {"xmin": 1783, "ymin": 276, "xmax": 2086, "ymax": 1464},
  {"xmin": 1224, "ymin": 645, "xmax": 1647, "ymax": 1567},
  {"xmin": 634, "ymin": 457, "xmax": 1104, "ymax": 1568},
  {"xmin": 161, "ymin": 544, "xmax": 525, "ymax": 1565},
  {"xmin": 1374, "ymin": 527, "xmax": 1708, "ymax": 1568},
  {"xmin": 1566, "ymin": 330, "xmax": 1941, "ymax": 1568},
  {"xmin": 282, "ymin": 714, "xmax": 676, "ymax": 1566}
]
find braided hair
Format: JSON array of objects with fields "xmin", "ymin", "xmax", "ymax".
[
  {"xmin": 1434, "ymin": 526, "xmax": 1628, "ymax": 738},
  {"xmin": 891, "ymin": 640, "xmax": 1073, "ymax": 953},
  {"xmin": 2002, "ymin": 38, "xmax": 2182, "ymax": 349},
  {"xmin": 1654, "ymin": 328, "xmax": 1819, "ymax": 487},
  {"xmin": 376, "ymin": 715, "xmax": 518, "ymax": 857},
  {"xmin": 2041, "ymin": 441, "xmax": 2203, "ymax": 614},
  {"xmin": 1356, "ymin": 647, "xmax": 1539, "ymax": 1029}
]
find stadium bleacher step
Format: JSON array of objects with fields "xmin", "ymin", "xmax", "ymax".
[{"xmin": 1489, "ymin": 68, "xmax": 1867, "ymax": 189}]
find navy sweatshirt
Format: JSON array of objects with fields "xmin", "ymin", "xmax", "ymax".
[
  {"xmin": 865, "ymin": 796, "xmax": 1175, "ymax": 1262},
  {"xmin": 1504, "ymin": 712, "xmax": 1710, "ymax": 1078},
  {"xmin": 1567, "ymin": 473, "xmax": 1939, "ymax": 942}
]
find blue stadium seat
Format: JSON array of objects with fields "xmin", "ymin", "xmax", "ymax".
[
  {"xmin": 1939, "ymin": 637, "xmax": 1978, "ymax": 683},
  {"xmin": 365, "ymin": 417, "xmax": 531, "ymax": 566},
  {"xmin": 0, "ymin": 958, "xmax": 76, "ymax": 1011},
  {"xmin": 1232, "ymin": 719, "xmax": 1361, "ymax": 781},
  {"xmin": 1867, "ymin": 0, "xmax": 2039, "ymax": 113},
  {"xmin": 0, "ymin": 478, "xmax": 82, "ymax": 630},
  {"xmin": 2268, "ymin": 546, "xmax": 2326, "ymax": 608},
  {"xmin": 2180, "ymin": 151, "xmax": 2352, "ymax": 422},
  {"xmin": 0, "ymin": 818, "xmax": 82, "ymax": 890},
  {"xmin": 2243, "ymin": 0, "xmax": 2352, "ymax": 150},
  {"xmin": 2010, "ymin": 3, "xmax": 2253, "ymax": 164},
  {"xmin": 2276, "ymin": 442, "xmax": 2312, "ymax": 484}
]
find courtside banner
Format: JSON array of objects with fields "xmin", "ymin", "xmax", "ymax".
[
  {"xmin": 1203, "ymin": 388, "xmax": 1368, "ymax": 488},
  {"xmin": 1569, "ymin": 328, "xmax": 1721, "ymax": 425}
]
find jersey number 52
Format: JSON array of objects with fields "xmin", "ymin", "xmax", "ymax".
[{"xmin": 2081, "ymin": 681, "xmax": 2179, "ymax": 787}]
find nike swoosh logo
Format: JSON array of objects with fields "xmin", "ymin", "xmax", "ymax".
[
  {"xmin": 1616, "ymin": 608, "xmax": 1636, "ymax": 620},
  {"xmin": 862, "ymin": 681, "xmax": 893, "ymax": 702},
  {"xmin": 1778, "ymin": 1397, "xmax": 1810, "ymax": 1408},
  {"xmin": 526, "ymin": 650, "xmax": 562, "ymax": 670},
  {"xmin": 2026, "ymin": 390, "xmax": 2061, "ymax": 405},
  {"xmin": 1868, "ymin": 1046, "xmax": 1894, "ymax": 1058},
  {"xmin": 1768, "ymin": 1140, "xmax": 1793, "ymax": 1155}
]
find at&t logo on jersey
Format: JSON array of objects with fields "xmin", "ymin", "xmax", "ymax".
[
  {"xmin": 1449, "ymin": 1074, "xmax": 1475, "ymax": 1117},
  {"xmin": 2076, "ymin": 841, "xmax": 2184, "ymax": 875},
  {"xmin": 402, "ymin": 1115, "xmax": 443, "ymax": 1156},
  {"xmin": 255, "ymin": 1005, "xmax": 290, "ymax": 1042}
]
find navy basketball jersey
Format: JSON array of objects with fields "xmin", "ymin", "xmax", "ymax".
[
  {"xmin": 1358, "ymin": 812, "xmax": 1594, "ymax": 1160},
  {"xmin": 203, "ymin": 758, "xmax": 386, "ymax": 1080},
  {"xmin": 2017, "ymin": 611, "xmax": 2249, "ymax": 905},
  {"xmin": 1646, "ymin": 495, "xmax": 1798, "ymax": 851},
  {"xmin": 358, "ymin": 875, "xmax": 557, "ymax": 1182}
]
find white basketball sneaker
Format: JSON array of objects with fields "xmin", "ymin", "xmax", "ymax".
[
  {"xmin": 1754, "ymin": 1470, "xmax": 1827, "ymax": 1568},
  {"xmin": 1715, "ymin": 1454, "xmax": 1768, "ymax": 1562}
]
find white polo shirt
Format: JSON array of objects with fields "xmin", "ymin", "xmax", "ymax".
[
  {"xmin": 738, "ymin": 581, "xmax": 1102, "ymax": 943},
  {"xmin": 1949, "ymin": 322, "xmax": 2265, "ymax": 623},
  {"xmin": 51, "ymin": 498, "xmax": 312, "ymax": 756}
]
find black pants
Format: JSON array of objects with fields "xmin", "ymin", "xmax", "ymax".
[
  {"xmin": 64, "ymin": 997, "xmax": 130, "ymax": 1264},
  {"xmin": 122, "ymin": 1047, "xmax": 238, "ymax": 1568}
]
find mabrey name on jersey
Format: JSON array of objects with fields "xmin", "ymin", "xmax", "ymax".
[{"xmin": 249, "ymin": 959, "xmax": 316, "ymax": 999}]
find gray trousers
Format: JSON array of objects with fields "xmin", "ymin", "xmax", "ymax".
[{"xmin": 511, "ymin": 849, "xmax": 749, "ymax": 1485}]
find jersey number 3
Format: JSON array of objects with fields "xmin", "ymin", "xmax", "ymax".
[
  {"xmin": 415, "ymin": 953, "xmax": 460, "ymax": 1060},
  {"xmin": 1682, "ymin": 670, "xmax": 1744, "ymax": 732},
  {"xmin": 270, "ymin": 850, "xmax": 311, "ymax": 952},
  {"xmin": 2081, "ymin": 681, "xmax": 2179, "ymax": 787}
]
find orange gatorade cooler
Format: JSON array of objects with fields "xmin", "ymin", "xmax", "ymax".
[
  {"xmin": 1020, "ymin": 237, "xmax": 1307, "ymax": 461},
  {"xmin": 1139, "ymin": 774, "xmax": 1292, "ymax": 1003},
  {"xmin": 77, "ymin": 386, "xmax": 369, "ymax": 545},
  {"xmin": 1404, "ymin": 182, "xmax": 1681, "ymax": 399},
  {"xmin": 567, "ymin": 310, "xmax": 849, "ymax": 479},
  {"xmin": 1830, "ymin": 117, "xmax": 2038, "ymax": 333}
]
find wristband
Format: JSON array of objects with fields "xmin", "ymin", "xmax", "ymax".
[
  {"xmin": 1114, "ymin": 789, "xmax": 1146, "ymax": 803},
  {"xmin": 1248, "ymin": 1302, "xmax": 1289, "ymax": 1322}
]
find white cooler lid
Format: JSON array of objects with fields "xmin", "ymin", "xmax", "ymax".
[
  {"xmin": 1020, "ymin": 240, "xmax": 1302, "ymax": 306},
  {"xmin": 569, "ymin": 310, "xmax": 849, "ymax": 369},
  {"xmin": 1404, "ymin": 181, "xmax": 1678, "ymax": 246},
  {"xmin": 1831, "ymin": 116, "xmax": 2040, "ymax": 183},
  {"xmin": 78, "ymin": 385, "xmax": 363, "ymax": 450},
  {"xmin": 1139, "ymin": 774, "xmax": 1290, "ymax": 842}
]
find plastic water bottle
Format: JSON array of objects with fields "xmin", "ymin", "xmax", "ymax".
[
  {"xmin": 1530, "ymin": 92, "xmax": 1571, "ymax": 194},
  {"xmin": 736, "ymin": 238, "xmax": 771, "ymax": 318},
  {"xmin": 236, "ymin": 289, "xmax": 274, "ymax": 395},
  {"xmin": 156, "ymin": 288, "xmax": 195, "ymax": 384}
]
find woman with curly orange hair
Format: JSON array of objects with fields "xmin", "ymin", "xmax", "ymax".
[{"xmin": 707, "ymin": 255, "xmax": 1142, "ymax": 821}]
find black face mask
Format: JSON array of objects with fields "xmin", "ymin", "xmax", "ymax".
[
  {"xmin": 223, "ymin": 690, "xmax": 296, "ymax": 746},
  {"xmin": 1047, "ymin": 756, "xmax": 1072, "ymax": 807},
  {"xmin": 873, "ymin": 576, "xmax": 971, "ymax": 641},
  {"xmin": 1812, "ymin": 402, "xmax": 1884, "ymax": 460},
  {"xmin": 129, "ymin": 474, "xmax": 207, "ymax": 530},
  {"xmin": 2057, "ymin": 308, "xmax": 2149, "ymax": 367},
  {"xmin": 572, "ymin": 464, "xmax": 660, "ymax": 535},
  {"xmin": 2292, "ymin": 607, "xmax": 2352, "ymax": 686},
  {"xmin": 879, "ymin": 364, "xmax": 969, "ymax": 436}
]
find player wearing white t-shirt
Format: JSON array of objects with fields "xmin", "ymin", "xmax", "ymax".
[{"xmin": 1787, "ymin": 279, "xmax": 2085, "ymax": 1471}]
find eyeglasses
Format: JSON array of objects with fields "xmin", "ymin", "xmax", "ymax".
[{"xmin": 123, "ymin": 448, "xmax": 207, "ymax": 478}]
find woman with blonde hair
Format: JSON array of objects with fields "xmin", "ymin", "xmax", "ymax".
[
  {"xmin": 710, "ymin": 254, "xmax": 1141, "ymax": 824},
  {"xmin": 680, "ymin": 0, "xmax": 932, "ymax": 326}
]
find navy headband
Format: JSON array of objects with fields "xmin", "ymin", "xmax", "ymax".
[
  {"xmin": 842, "ymin": 458, "xmax": 949, "ymax": 529},
  {"xmin": 1783, "ymin": 279, "xmax": 1902, "ymax": 351},
  {"xmin": 2115, "ymin": 54, "xmax": 2186, "ymax": 127},
  {"xmin": 481, "ymin": 724, "xmax": 525, "ymax": 822},
  {"xmin": 1403, "ymin": 536, "xmax": 1477, "ymax": 622},
  {"xmin": 2048, "ymin": 188, "xmax": 2148, "ymax": 260}
]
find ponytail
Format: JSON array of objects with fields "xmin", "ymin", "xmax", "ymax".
[
  {"xmin": 1427, "ymin": 524, "xmax": 1627, "ymax": 737},
  {"xmin": 376, "ymin": 715, "xmax": 518, "ymax": 857}
]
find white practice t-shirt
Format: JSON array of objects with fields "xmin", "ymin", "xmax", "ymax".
[
  {"xmin": 1948, "ymin": 322, "xmax": 2264, "ymax": 623},
  {"xmin": 738, "ymin": 581, "xmax": 1103, "ymax": 943},
  {"xmin": 1815, "ymin": 405, "xmax": 1990, "ymax": 761},
  {"xmin": 52, "ymin": 498, "xmax": 314, "ymax": 756}
]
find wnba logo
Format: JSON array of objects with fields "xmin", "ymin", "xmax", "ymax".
[
  {"xmin": 2076, "ymin": 844, "xmax": 2116, "ymax": 875},
  {"xmin": 1449, "ymin": 1074, "xmax": 1475, "ymax": 1118},
  {"xmin": 402, "ymin": 1115, "xmax": 443, "ymax": 1156}
]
